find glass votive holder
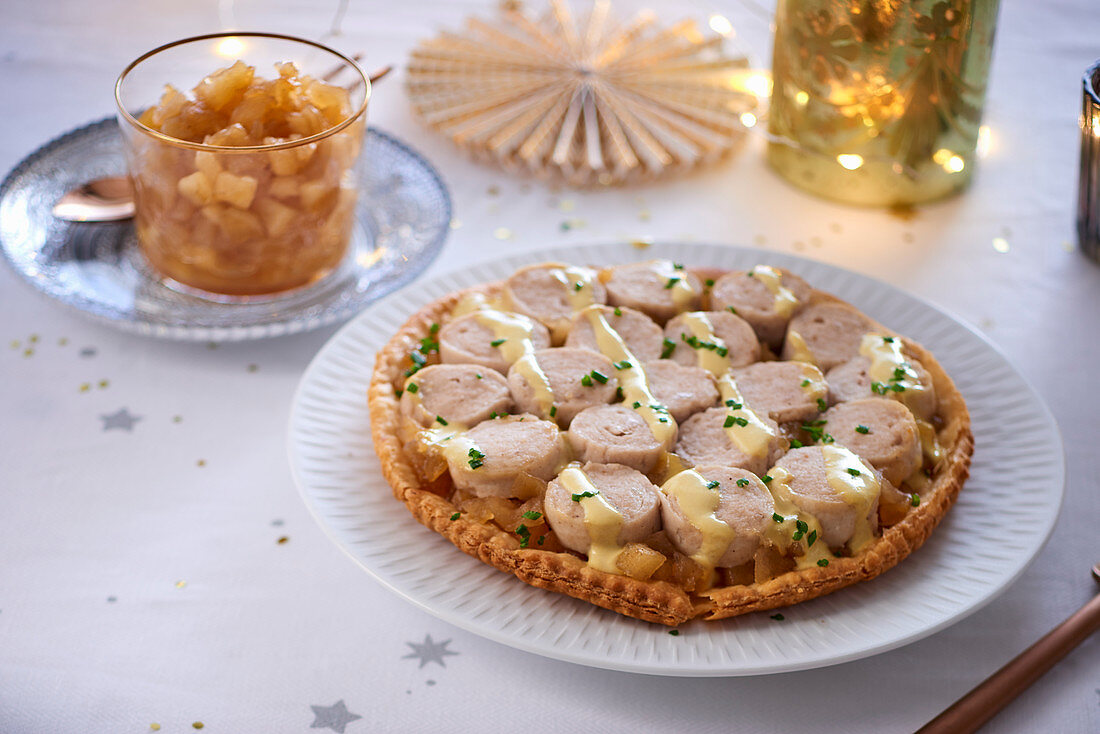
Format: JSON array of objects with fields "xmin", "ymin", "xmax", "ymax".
[
  {"xmin": 115, "ymin": 32, "xmax": 369, "ymax": 298},
  {"xmin": 1077, "ymin": 60, "xmax": 1100, "ymax": 263},
  {"xmin": 766, "ymin": 0, "xmax": 1000, "ymax": 207}
]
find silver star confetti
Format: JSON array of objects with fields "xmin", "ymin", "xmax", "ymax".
[
  {"xmin": 402, "ymin": 634, "xmax": 459, "ymax": 668},
  {"xmin": 309, "ymin": 700, "xmax": 362, "ymax": 733},
  {"xmin": 100, "ymin": 408, "xmax": 141, "ymax": 432}
]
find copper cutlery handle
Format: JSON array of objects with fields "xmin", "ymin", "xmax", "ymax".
[{"xmin": 917, "ymin": 592, "xmax": 1100, "ymax": 733}]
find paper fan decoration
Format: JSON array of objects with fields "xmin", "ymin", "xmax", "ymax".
[{"xmin": 405, "ymin": 0, "xmax": 758, "ymax": 186}]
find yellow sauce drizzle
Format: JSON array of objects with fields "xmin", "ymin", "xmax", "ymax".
[
  {"xmin": 821, "ymin": 445, "xmax": 881, "ymax": 553},
  {"xmin": 549, "ymin": 265, "xmax": 599, "ymax": 313},
  {"xmin": 661, "ymin": 470, "xmax": 735, "ymax": 578},
  {"xmin": 559, "ymin": 466, "xmax": 625, "ymax": 573},
  {"xmin": 651, "ymin": 259, "xmax": 697, "ymax": 311},
  {"xmin": 473, "ymin": 310, "xmax": 540, "ymax": 364},
  {"xmin": 859, "ymin": 333, "xmax": 931, "ymax": 417},
  {"xmin": 581, "ymin": 305, "xmax": 677, "ymax": 448},
  {"xmin": 761, "ymin": 467, "xmax": 833, "ymax": 569},
  {"xmin": 512, "ymin": 353, "xmax": 556, "ymax": 419},
  {"xmin": 715, "ymin": 374, "xmax": 777, "ymax": 460},
  {"xmin": 451, "ymin": 291, "xmax": 502, "ymax": 318},
  {"xmin": 785, "ymin": 329, "xmax": 817, "ymax": 365},
  {"xmin": 796, "ymin": 362, "xmax": 829, "ymax": 401},
  {"xmin": 678, "ymin": 312, "xmax": 730, "ymax": 376},
  {"xmin": 420, "ymin": 421, "xmax": 478, "ymax": 468},
  {"xmin": 749, "ymin": 265, "xmax": 799, "ymax": 318}
]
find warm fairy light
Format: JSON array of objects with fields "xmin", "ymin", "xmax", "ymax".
[
  {"xmin": 945, "ymin": 155, "xmax": 965, "ymax": 173},
  {"xmin": 992, "ymin": 236, "xmax": 1010, "ymax": 253},
  {"xmin": 976, "ymin": 125, "xmax": 992, "ymax": 157},
  {"xmin": 216, "ymin": 37, "xmax": 245, "ymax": 58},
  {"xmin": 739, "ymin": 112, "xmax": 757, "ymax": 128},
  {"xmin": 729, "ymin": 70, "xmax": 772, "ymax": 98},
  {"xmin": 708, "ymin": 14, "xmax": 734, "ymax": 36},
  {"xmin": 933, "ymin": 149, "xmax": 952, "ymax": 165},
  {"xmin": 836, "ymin": 154, "xmax": 864, "ymax": 170},
  {"xmin": 794, "ymin": 90, "xmax": 809, "ymax": 106}
]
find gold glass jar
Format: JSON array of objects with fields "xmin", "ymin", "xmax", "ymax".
[
  {"xmin": 115, "ymin": 33, "xmax": 369, "ymax": 297},
  {"xmin": 767, "ymin": 0, "xmax": 1000, "ymax": 207}
]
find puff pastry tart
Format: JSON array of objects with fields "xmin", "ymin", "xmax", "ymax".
[{"xmin": 367, "ymin": 261, "xmax": 973, "ymax": 625}]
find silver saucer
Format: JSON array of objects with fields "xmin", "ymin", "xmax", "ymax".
[{"xmin": 0, "ymin": 118, "xmax": 451, "ymax": 341}]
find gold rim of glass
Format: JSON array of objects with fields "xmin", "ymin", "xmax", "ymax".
[{"xmin": 114, "ymin": 31, "xmax": 370, "ymax": 153}]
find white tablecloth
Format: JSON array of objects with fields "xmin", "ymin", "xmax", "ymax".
[{"xmin": 2, "ymin": 1, "xmax": 1099, "ymax": 732}]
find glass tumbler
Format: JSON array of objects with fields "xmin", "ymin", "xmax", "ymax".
[{"xmin": 115, "ymin": 33, "xmax": 369, "ymax": 298}]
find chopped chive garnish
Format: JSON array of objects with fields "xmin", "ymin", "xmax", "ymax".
[
  {"xmin": 724, "ymin": 415, "xmax": 748, "ymax": 428},
  {"xmin": 395, "ymin": 388, "xmax": 403, "ymax": 398},
  {"xmin": 516, "ymin": 524, "xmax": 531, "ymax": 548},
  {"xmin": 705, "ymin": 278, "xmax": 715, "ymax": 287},
  {"xmin": 613, "ymin": 307, "xmax": 622, "ymax": 316},
  {"xmin": 706, "ymin": 480, "xmax": 720, "ymax": 489},
  {"xmin": 817, "ymin": 558, "xmax": 830, "ymax": 567},
  {"xmin": 789, "ymin": 439, "xmax": 803, "ymax": 448},
  {"xmin": 590, "ymin": 370, "xmax": 609, "ymax": 384},
  {"xmin": 792, "ymin": 530, "xmax": 804, "ymax": 541},
  {"xmin": 549, "ymin": 405, "xmax": 557, "ymax": 417},
  {"xmin": 467, "ymin": 447, "xmax": 485, "ymax": 470},
  {"xmin": 795, "ymin": 520, "xmax": 808, "ymax": 533},
  {"xmin": 772, "ymin": 513, "xmax": 785, "ymax": 523},
  {"xmin": 574, "ymin": 281, "xmax": 583, "ymax": 291},
  {"xmin": 488, "ymin": 411, "xmax": 499, "ymax": 419},
  {"xmin": 846, "ymin": 467, "xmax": 861, "ymax": 477},
  {"xmin": 614, "ymin": 360, "xmax": 631, "ymax": 370},
  {"xmin": 658, "ymin": 416, "xmax": 668, "ymax": 423},
  {"xmin": 660, "ymin": 338, "xmax": 676, "ymax": 359},
  {"xmin": 669, "ymin": 629, "xmax": 680, "ymax": 636},
  {"xmin": 580, "ymin": 373, "xmax": 593, "ymax": 387},
  {"xmin": 410, "ymin": 351, "xmax": 426, "ymax": 366},
  {"xmin": 673, "ymin": 262, "xmax": 684, "ymax": 270},
  {"xmin": 522, "ymin": 511, "xmax": 542, "ymax": 520},
  {"xmin": 727, "ymin": 306, "xmax": 738, "ymax": 315},
  {"xmin": 435, "ymin": 415, "xmax": 448, "ymax": 426},
  {"xmin": 537, "ymin": 535, "xmax": 545, "ymax": 545},
  {"xmin": 855, "ymin": 424, "xmax": 870, "ymax": 434},
  {"xmin": 817, "ymin": 398, "xmax": 828, "ymax": 412},
  {"xmin": 807, "ymin": 529, "xmax": 818, "ymax": 546},
  {"xmin": 911, "ymin": 493, "xmax": 921, "ymax": 507},
  {"xmin": 429, "ymin": 322, "xmax": 440, "ymax": 334},
  {"xmin": 490, "ymin": 338, "xmax": 506, "ymax": 347},
  {"xmin": 664, "ymin": 277, "xmax": 681, "ymax": 289},
  {"xmin": 746, "ymin": 270, "xmax": 755, "ymax": 277},
  {"xmin": 736, "ymin": 478, "xmax": 750, "ymax": 487},
  {"xmin": 762, "ymin": 474, "xmax": 773, "ymax": 484},
  {"xmin": 883, "ymin": 336, "xmax": 895, "ymax": 343},
  {"xmin": 801, "ymin": 379, "xmax": 810, "ymax": 387},
  {"xmin": 632, "ymin": 401, "xmax": 642, "ymax": 409},
  {"xmin": 615, "ymin": 386, "xmax": 624, "ymax": 401},
  {"xmin": 725, "ymin": 399, "xmax": 742, "ymax": 409},
  {"xmin": 406, "ymin": 383, "xmax": 419, "ymax": 394},
  {"xmin": 571, "ymin": 491, "xmax": 598, "ymax": 502},
  {"xmin": 450, "ymin": 512, "xmax": 460, "ymax": 521},
  {"xmin": 476, "ymin": 373, "xmax": 483, "ymax": 379},
  {"xmin": 717, "ymin": 346, "xmax": 729, "ymax": 357},
  {"xmin": 770, "ymin": 613, "xmax": 785, "ymax": 621}
]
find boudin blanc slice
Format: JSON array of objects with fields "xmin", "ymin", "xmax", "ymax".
[
  {"xmin": 826, "ymin": 344, "xmax": 939, "ymax": 420},
  {"xmin": 782, "ymin": 301, "xmax": 878, "ymax": 372},
  {"xmin": 507, "ymin": 347, "xmax": 619, "ymax": 427},
  {"xmin": 674, "ymin": 406, "xmax": 785, "ymax": 476},
  {"xmin": 663, "ymin": 310, "xmax": 760, "ymax": 371},
  {"xmin": 822, "ymin": 398, "xmax": 922, "ymax": 486},
  {"xmin": 502, "ymin": 262, "xmax": 607, "ymax": 343},
  {"xmin": 602, "ymin": 259, "xmax": 703, "ymax": 323},
  {"xmin": 731, "ymin": 361, "xmax": 829, "ymax": 424},
  {"xmin": 769, "ymin": 446, "xmax": 882, "ymax": 551},
  {"xmin": 642, "ymin": 360, "xmax": 720, "ymax": 423},
  {"xmin": 709, "ymin": 266, "xmax": 812, "ymax": 349},
  {"xmin": 400, "ymin": 364, "xmax": 512, "ymax": 428},
  {"xmin": 543, "ymin": 462, "xmax": 663, "ymax": 564},
  {"xmin": 659, "ymin": 466, "xmax": 775, "ymax": 570},
  {"xmin": 567, "ymin": 404, "xmax": 668, "ymax": 473},
  {"xmin": 565, "ymin": 304, "xmax": 665, "ymax": 362},
  {"xmin": 439, "ymin": 310, "xmax": 552, "ymax": 374},
  {"xmin": 442, "ymin": 414, "xmax": 566, "ymax": 498}
]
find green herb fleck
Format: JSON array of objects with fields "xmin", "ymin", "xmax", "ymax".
[
  {"xmin": 522, "ymin": 511, "xmax": 542, "ymax": 520},
  {"xmin": 807, "ymin": 529, "xmax": 818, "ymax": 546},
  {"xmin": 669, "ymin": 629, "xmax": 680, "ymax": 636},
  {"xmin": 736, "ymin": 478, "xmax": 750, "ymax": 487},
  {"xmin": 467, "ymin": 447, "xmax": 485, "ymax": 469},
  {"xmin": 580, "ymin": 373, "xmax": 593, "ymax": 387},
  {"xmin": 772, "ymin": 513, "xmax": 785, "ymax": 523},
  {"xmin": 590, "ymin": 369, "xmax": 609, "ymax": 384},
  {"xmin": 406, "ymin": 383, "xmax": 419, "ymax": 394},
  {"xmin": 801, "ymin": 379, "xmax": 810, "ymax": 387},
  {"xmin": 476, "ymin": 373, "xmax": 483, "ymax": 379},
  {"xmin": 516, "ymin": 524, "xmax": 531, "ymax": 548},
  {"xmin": 490, "ymin": 338, "xmax": 506, "ymax": 347},
  {"xmin": 724, "ymin": 415, "xmax": 748, "ymax": 428},
  {"xmin": 613, "ymin": 307, "xmax": 622, "ymax": 316},
  {"xmin": 571, "ymin": 491, "xmax": 598, "ymax": 502},
  {"xmin": 395, "ymin": 388, "xmax": 403, "ymax": 398},
  {"xmin": 632, "ymin": 401, "xmax": 642, "ymax": 409},
  {"xmin": 435, "ymin": 415, "xmax": 448, "ymax": 426},
  {"xmin": 614, "ymin": 360, "xmax": 631, "ymax": 370},
  {"xmin": 664, "ymin": 277, "xmax": 681, "ymax": 290},
  {"xmin": 549, "ymin": 405, "xmax": 557, "ymax": 418},
  {"xmin": 846, "ymin": 467, "xmax": 861, "ymax": 477},
  {"xmin": 817, "ymin": 398, "xmax": 828, "ymax": 412},
  {"xmin": 883, "ymin": 336, "xmax": 895, "ymax": 343},
  {"xmin": 450, "ymin": 512, "xmax": 461, "ymax": 521},
  {"xmin": 725, "ymin": 399, "xmax": 742, "ymax": 409},
  {"xmin": 727, "ymin": 306, "xmax": 738, "ymax": 315},
  {"xmin": 706, "ymin": 480, "xmax": 720, "ymax": 489},
  {"xmin": 792, "ymin": 530, "xmax": 804, "ymax": 541},
  {"xmin": 429, "ymin": 322, "xmax": 440, "ymax": 334},
  {"xmin": 537, "ymin": 535, "xmax": 545, "ymax": 545},
  {"xmin": 795, "ymin": 520, "xmax": 808, "ymax": 533},
  {"xmin": 660, "ymin": 338, "xmax": 676, "ymax": 359},
  {"xmin": 770, "ymin": 613, "xmax": 785, "ymax": 621},
  {"xmin": 574, "ymin": 281, "xmax": 583, "ymax": 291},
  {"xmin": 789, "ymin": 439, "xmax": 803, "ymax": 448},
  {"xmin": 705, "ymin": 278, "xmax": 715, "ymax": 287},
  {"xmin": 817, "ymin": 558, "xmax": 830, "ymax": 567},
  {"xmin": 911, "ymin": 493, "xmax": 921, "ymax": 507},
  {"xmin": 762, "ymin": 474, "xmax": 773, "ymax": 484},
  {"xmin": 855, "ymin": 424, "xmax": 870, "ymax": 434},
  {"xmin": 673, "ymin": 262, "xmax": 684, "ymax": 270}
]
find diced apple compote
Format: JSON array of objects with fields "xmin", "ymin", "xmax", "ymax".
[{"xmin": 126, "ymin": 60, "xmax": 365, "ymax": 295}]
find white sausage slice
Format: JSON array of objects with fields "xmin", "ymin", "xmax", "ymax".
[
  {"xmin": 826, "ymin": 354, "xmax": 938, "ymax": 420},
  {"xmin": 709, "ymin": 267, "xmax": 812, "ymax": 348},
  {"xmin": 400, "ymin": 364, "xmax": 512, "ymax": 428},
  {"xmin": 769, "ymin": 446, "xmax": 881, "ymax": 551},
  {"xmin": 507, "ymin": 347, "xmax": 618, "ymax": 427},
  {"xmin": 731, "ymin": 361, "xmax": 829, "ymax": 424},
  {"xmin": 822, "ymin": 398, "xmax": 922, "ymax": 486},
  {"xmin": 642, "ymin": 360, "xmax": 719, "ymax": 423},
  {"xmin": 503, "ymin": 262, "xmax": 607, "ymax": 343},
  {"xmin": 565, "ymin": 305, "xmax": 664, "ymax": 362},
  {"xmin": 439, "ymin": 310, "xmax": 551, "ymax": 374},
  {"xmin": 663, "ymin": 310, "xmax": 760, "ymax": 370},
  {"xmin": 602, "ymin": 259, "xmax": 703, "ymax": 324},
  {"xmin": 443, "ymin": 414, "xmax": 566, "ymax": 498},
  {"xmin": 782, "ymin": 301, "xmax": 878, "ymax": 371},
  {"xmin": 674, "ymin": 406, "xmax": 784, "ymax": 475},
  {"xmin": 543, "ymin": 462, "xmax": 663, "ymax": 558},
  {"xmin": 567, "ymin": 404, "xmax": 667, "ymax": 473},
  {"xmin": 660, "ymin": 466, "xmax": 774, "ymax": 569}
]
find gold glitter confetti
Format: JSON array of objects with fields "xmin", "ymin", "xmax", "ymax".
[
  {"xmin": 175, "ymin": 580, "xmax": 187, "ymax": 589},
  {"xmin": 638, "ymin": 210, "xmax": 651, "ymax": 222},
  {"xmin": 992, "ymin": 237, "xmax": 1010, "ymax": 253},
  {"xmin": 558, "ymin": 199, "xmax": 575, "ymax": 212},
  {"xmin": 173, "ymin": 415, "xmax": 182, "ymax": 423},
  {"xmin": 486, "ymin": 185, "xmax": 500, "ymax": 196},
  {"xmin": 792, "ymin": 241, "xmax": 805, "ymax": 251},
  {"xmin": 493, "ymin": 227, "xmax": 513, "ymax": 240},
  {"xmin": 9, "ymin": 340, "xmax": 19, "ymax": 349},
  {"xmin": 980, "ymin": 317, "xmax": 995, "ymax": 330},
  {"xmin": 277, "ymin": 536, "xmax": 289, "ymax": 544},
  {"xmin": 23, "ymin": 348, "xmax": 34, "ymax": 357},
  {"xmin": 809, "ymin": 236, "xmax": 822, "ymax": 247},
  {"xmin": 247, "ymin": 364, "xmax": 259, "ymax": 373},
  {"xmin": 753, "ymin": 234, "xmax": 767, "ymax": 245},
  {"xmin": 58, "ymin": 338, "xmax": 68, "ymax": 346},
  {"xmin": 449, "ymin": 218, "xmax": 462, "ymax": 230},
  {"xmin": 197, "ymin": 459, "xmax": 206, "ymax": 467},
  {"xmin": 192, "ymin": 723, "xmax": 204, "ymax": 730},
  {"xmin": 28, "ymin": 334, "xmax": 39, "ymax": 344},
  {"xmin": 630, "ymin": 238, "xmax": 652, "ymax": 250},
  {"xmin": 79, "ymin": 383, "xmax": 91, "ymax": 393},
  {"xmin": 829, "ymin": 222, "xmax": 842, "ymax": 234},
  {"xmin": 903, "ymin": 232, "xmax": 915, "ymax": 243},
  {"xmin": 1061, "ymin": 241, "xmax": 1074, "ymax": 252},
  {"xmin": 150, "ymin": 725, "xmax": 161, "ymax": 732},
  {"xmin": 98, "ymin": 379, "xmax": 109, "ymax": 389}
]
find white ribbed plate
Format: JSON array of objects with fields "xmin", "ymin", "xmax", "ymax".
[{"xmin": 288, "ymin": 242, "xmax": 1064, "ymax": 676}]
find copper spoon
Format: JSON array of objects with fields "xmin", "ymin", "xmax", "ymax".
[
  {"xmin": 52, "ymin": 65, "xmax": 393, "ymax": 223},
  {"xmin": 917, "ymin": 562, "xmax": 1100, "ymax": 734}
]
